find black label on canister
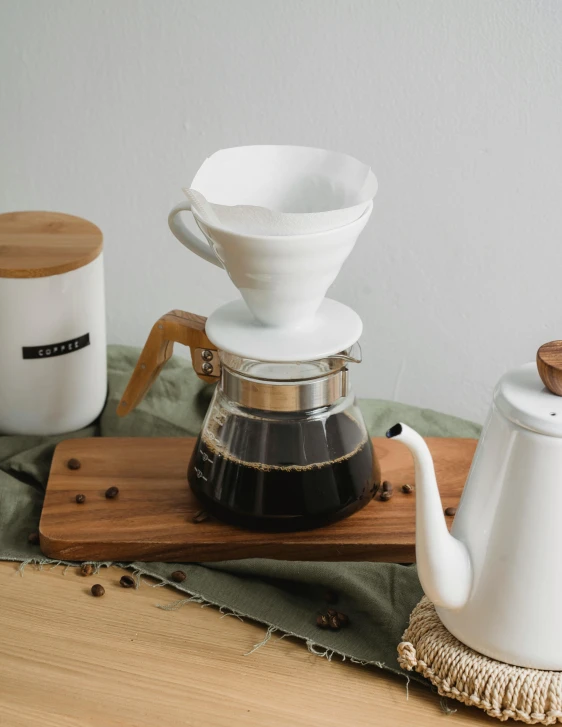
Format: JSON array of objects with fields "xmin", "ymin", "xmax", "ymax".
[{"xmin": 22, "ymin": 333, "xmax": 90, "ymax": 359}]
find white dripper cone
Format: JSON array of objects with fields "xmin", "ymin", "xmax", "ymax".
[
  {"xmin": 169, "ymin": 145, "xmax": 377, "ymax": 327},
  {"xmin": 195, "ymin": 203, "xmax": 373, "ymax": 327}
]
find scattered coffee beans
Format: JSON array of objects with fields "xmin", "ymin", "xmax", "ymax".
[
  {"xmin": 105, "ymin": 486, "xmax": 119, "ymax": 499},
  {"xmin": 67, "ymin": 458, "xmax": 81, "ymax": 470},
  {"xmin": 380, "ymin": 480, "xmax": 394, "ymax": 501},
  {"xmin": 316, "ymin": 608, "xmax": 350, "ymax": 630},
  {"xmin": 192, "ymin": 510, "xmax": 210, "ymax": 524},
  {"xmin": 328, "ymin": 614, "xmax": 341, "ymax": 631},
  {"xmin": 401, "ymin": 483, "xmax": 414, "ymax": 494},
  {"xmin": 324, "ymin": 589, "xmax": 338, "ymax": 604},
  {"xmin": 28, "ymin": 532, "xmax": 39, "ymax": 545},
  {"xmin": 91, "ymin": 584, "xmax": 105, "ymax": 597},
  {"xmin": 444, "ymin": 506, "xmax": 457, "ymax": 516},
  {"xmin": 171, "ymin": 570, "xmax": 186, "ymax": 583},
  {"xmin": 75, "ymin": 494, "xmax": 86, "ymax": 504},
  {"xmin": 120, "ymin": 575, "xmax": 135, "ymax": 588},
  {"xmin": 81, "ymin": 564, "xmax": 94, "ymax": 576},
  {"xmin": 336, "ymin": 612, "xmax": 350, "ymax": 627}
]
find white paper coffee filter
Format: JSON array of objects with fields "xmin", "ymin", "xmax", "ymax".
[{"xmin": 183, "ymin": 145, "xmax": 377, "ymax": 236}]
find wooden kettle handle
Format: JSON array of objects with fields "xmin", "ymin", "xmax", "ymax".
[
  {"xmin": 537, "ymin": 341, "xmax": 562, "ymax": 396},
  {"xmin": 117, "ymin": 310, "xmax": 219, "ymax": 417}
]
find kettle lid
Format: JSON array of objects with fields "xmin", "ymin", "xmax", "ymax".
[{"xmin": 494, "ymin": 343, "xmax": 562, "ymax": 437}]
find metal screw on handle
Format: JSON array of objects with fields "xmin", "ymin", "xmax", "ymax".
[{"xmin": 193, "ymin": 347, "xmax": 220, "ymax": 380}]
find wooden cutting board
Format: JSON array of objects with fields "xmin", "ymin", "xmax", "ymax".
[{"xmin": 39, "ymin": 436, "xmax": 477, "ymax": 563}]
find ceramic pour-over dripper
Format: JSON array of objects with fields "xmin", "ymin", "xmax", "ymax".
[
  {"xmin": 168, "ymin": 145, "xmax": 377, "ymax": 328},
  {"xmin": 185, "ymin": 145, "xmax": 378, "ymax": 235}
]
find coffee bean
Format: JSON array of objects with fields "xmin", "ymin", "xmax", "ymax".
[
  {"xmin": 401, "ymin": 483, "xmax": 414, "ymax": 494},
  {"xmin": 380, "ymin": 490, "xmax": 393, "ymax": 501},
  {"xmin": 382, "ymin": 480, "xmax": 393, "ymax": 492},
  {"xmin": 328, "ymin": 615, "xmax": 341, "ymax": 631},
  {"xmin": 81, "ymin": 564, "xmax": 94, "ymax": 576},
  {"xmin": 171, "ymin": 570, "xmax": 186, "ymax": 583},
  {"xmin": 444, "ymin": 506, "xmax": 457, "ymax": 516},
  {"xmin": 27, "ymin": 531, "xmax": 40, "ymax": 545},
  {"xmin": 192, "ymin": 510, "xmax": 209, "ymax": 524},
  {"xmin": 316, "ymin": 614, "xmax": 330, "ymax": 629},
  {"xmin": 67, "ymin": 458, "xmax": 81, "ymax": 470},
  {"xmin": 120, "ymin": 575, "xmax": 135, "ymax": 588},
  {"xmin": 91, "ymin": 584, "xmax": 105, "ymax": 597},
  {"xmin": 326, "ymin": 608, "xmax": 337, "ymax": 617},
  {"xmin": 336, "ymin": 612, "xmax": 350, "ymax": 627},
  {"xmin": 324, "ymin": 589, "xmax": 339, "ymax": 604},
  {"xmin": 105, "ymin": 486, "xmax": 119, "ymax": 499},
  {"xmin": 75, "ymin": 494, "xmax": 86, "ymax": 504}
]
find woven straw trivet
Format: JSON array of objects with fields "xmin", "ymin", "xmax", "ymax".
[{"xmin": 397, "ymin": 597, "xmax": 562, "ymax": 724}]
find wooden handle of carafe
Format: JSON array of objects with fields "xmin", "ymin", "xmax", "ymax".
[{"xmin": 117, "ymin": 310, "xmax": 219, "ymax": 416}]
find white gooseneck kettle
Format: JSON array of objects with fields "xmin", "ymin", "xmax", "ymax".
[{"xmin": 388, "ymin": 342, "xmax": 562, "ymax": 670}]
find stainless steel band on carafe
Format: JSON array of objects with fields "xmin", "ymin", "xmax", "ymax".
[
  {"xmin": 215, "ymin": 347, "xmax": 362, "ymax": 413},
  {"xmin": 221, "ymin": 365, "xmax": 350, "ymax": 412}
]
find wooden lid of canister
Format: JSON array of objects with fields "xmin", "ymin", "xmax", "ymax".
[{"xmin": 0, "ymin": 211, "xmax": 103, "ymax": 279}]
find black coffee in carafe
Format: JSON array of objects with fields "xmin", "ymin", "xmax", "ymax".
[{"xmin": 188, "ymin": 409, "xmax": 380, "ymax": 532}]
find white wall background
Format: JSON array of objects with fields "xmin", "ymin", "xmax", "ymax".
[{"xmin": 2, "ymin": 0, "xmax": 562, "ymax": 423}]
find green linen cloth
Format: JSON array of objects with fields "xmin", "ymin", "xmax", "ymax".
[{"xmin": 0, "ymin": 346, "xmax": 481, "ymax": 681}]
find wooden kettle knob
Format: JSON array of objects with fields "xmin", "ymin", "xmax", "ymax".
[
  {"xmin": 537, "ymin": 341, "xmax": 562, "ymax": 396},
  {"xmin": 117, "ymin": 310, "xmax": 219, "ymax": 416}
]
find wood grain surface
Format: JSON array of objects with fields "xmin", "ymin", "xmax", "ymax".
[
  {"xmin": 0, "ymin": 210, "xmax": 103, "ymax": 278},
  {"xmin": 537, "ymin": 340, "xmax": 562, "ymax": 396},
  {"xmin": 40, "ymin": 436, "xmax": 477, "ymax": 563},
  {"xmin": 0, "ymin": 561, "xmax": 489, "ymax": 727},
  {"xmin": 0, "ymin": 563, "xmax": 490, "ymax": 727}
]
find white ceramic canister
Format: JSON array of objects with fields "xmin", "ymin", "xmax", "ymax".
[{"xmin": 0, "ymin": 211, "xmax": 107, "ymax": 435}]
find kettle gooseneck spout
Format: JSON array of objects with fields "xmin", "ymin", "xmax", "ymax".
[{"xmin": 387, "ymin": 423, "xmax": 472, "ymax": 610}]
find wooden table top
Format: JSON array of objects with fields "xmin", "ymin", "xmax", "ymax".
[{"xmin": 0, "ymin": 561, "xmax": 490, "ymax": 726}]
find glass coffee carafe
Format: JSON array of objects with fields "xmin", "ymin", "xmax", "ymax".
[{"xmin": 118, "ymin": 310, "xmax": 380, "ymax": 532}]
